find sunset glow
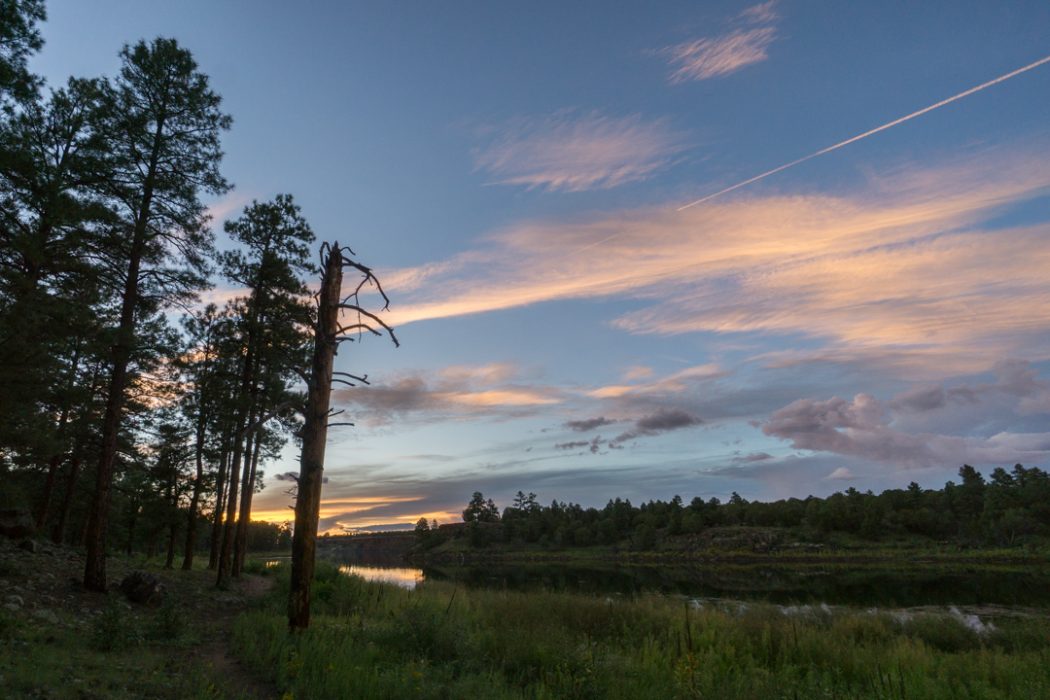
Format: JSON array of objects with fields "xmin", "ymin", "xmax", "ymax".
[{"xmin": 35, "ymin": 0, "xmax": 1050, "ymax": 528}]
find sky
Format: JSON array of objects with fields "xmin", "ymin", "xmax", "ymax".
[{"xmin": 32, "ymin": 1, "xmax": 1050, "ymax": 532}]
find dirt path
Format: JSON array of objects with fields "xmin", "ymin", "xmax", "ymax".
[{"xmin": 186, "ymin": 573, "xmax": 277, "ymax": 700}]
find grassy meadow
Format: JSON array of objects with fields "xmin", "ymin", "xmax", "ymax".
[{"xmin": 232, "ymin": 561, "xmax": 1050, "ymax": 699}]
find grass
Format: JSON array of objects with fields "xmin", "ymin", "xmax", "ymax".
[
  {"xmin": 0, "ymin": 597, "xmax": 234, "ymax": 699},
  {"xmin": 0, "ymin": 549, "xmax": 263, "ymax": 700},
  {"xmin": 232, "ymin": 561, "xmax": 1050, "ymax": 699}
]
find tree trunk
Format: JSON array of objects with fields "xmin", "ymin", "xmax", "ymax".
[
  {"xmin": 164, "ymin": 461, "xmax": 178, "ymax": 569},
  {"xmin": 52, "ymin": 454, "xmax": 80, "ymax": 545},
  {"xmin": 208, "ymin": 441, "xmax": 230, "ymax": 570},
  {"xmin": 165, "ymin": 521, "xmax": 178, "ymax": 569},
  {"xmin": 126, "ymin": 501, "xmax": 138, "ymax": 557},
  {"xmin": 289, "ymin": 243, "xmax": 342, "ymax": 630},
  {"xmin": 233, "ymin": 429, "xmax": 264, "ymax": 576},
  {"xmin": 82, "ymin": 98, "xmax": 167, "ymax": 591},
  {"xmin": 36, "ymin": 453, "xmax": 64, "ymax": 530},
  {"xmin": 36, "ymin": 338, "xmax": 82, "ymax": 530},
  {"xmin": 216, "ymin": 403, "xmax": 254, "ymax": 587},
  {"xmin": 85, "ymin": 239, "xmax": 143, "ymax": 590}
]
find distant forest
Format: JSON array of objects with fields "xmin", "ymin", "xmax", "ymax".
[{"xmin": 417, "ymin": 464, "xmax": 1050, "ymax": 550}]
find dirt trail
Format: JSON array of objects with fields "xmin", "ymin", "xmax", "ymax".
[{"xmin": 189, "ymin": 573, "xmax": 277, "ymax": 700}]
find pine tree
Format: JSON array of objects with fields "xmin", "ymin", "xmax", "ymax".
[{"xmin": 82, "ymin": 38, "xmax": 230, "ymax": 591}]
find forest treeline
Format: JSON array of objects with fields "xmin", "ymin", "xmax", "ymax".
[
  {"xmin": 0, "ymin": 2, "xmax": 311, "ymax": 588},
  {"xmin": 419, "ymin": 464, "xmax": 1050, "ymax": 550}
]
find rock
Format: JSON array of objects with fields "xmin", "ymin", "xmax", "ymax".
[
  {"xmin": 118, "ymin": 571, "xmax": 165, "ymax": 606},
  {"xmin": 0, "ymin": 509, "xmax": 34, "ymax": 540},
  {"xmin": 32, "ymin": 608, "xmax": 58, "ymax": 624},
  {"xmin": 2, "ymin": 603, "xmax": 18, "ymax": 612},
  {"xmin": 4, "ymin": 594, "xmax": 23, "ymax": 608},
  {"xmin": 17, "ymin": 539, "xmax": 37, "ymax": 553}
]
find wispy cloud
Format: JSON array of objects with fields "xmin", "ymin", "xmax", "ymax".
[
  {"xmin": 825, "ymin": 467, "xmax": 857, "ymax": 481},
  {"xmin": 588, "ymin": 364, "xmax": 727, "ymax": 399},
  {"xmin": 661, "ymin": 27, "xmax": 776, "ymax": 83},
  {"xmin": 739, "ymin": 1, "xmax": 778, "ymax": 24},
  {"xmin": 472, "ymin": 110, "xmax": 689, "ymax": 192},
  {"xmin": 205, "ymin": 192, "xmax": 254, "ymax": 226},
  {"xmin": 387, "ymin": 148, "xmax": 1050, "ymax": 376},
  {"xmin": 333, "ymin": 362, "xmax": 561, "ymax": 426},
  {"xmin": 656, "ymin": 2, "xmax": 778, "ymax": 83},
  {"xmin": 678, "ymin": 53, "xmax": 1050, "ymax": 209}
]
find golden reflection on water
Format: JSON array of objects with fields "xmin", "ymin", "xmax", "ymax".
[{"xmin": 339, "ymin": 564, "xmax": 424, "ymax": 589}]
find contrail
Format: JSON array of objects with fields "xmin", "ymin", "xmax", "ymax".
[{"xmin": 677, "ymin": 53, "xmax": 1050, "ymax": 211}]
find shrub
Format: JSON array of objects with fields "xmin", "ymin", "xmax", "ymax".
[
  {"xmin": 148, "ymin": 596, "xmax": 187, "ymax": 641},
  {"xmin": 91, "ymin": 600, "xmax": 144, "ymax": 652}
]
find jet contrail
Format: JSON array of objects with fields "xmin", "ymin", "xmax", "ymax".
[{"xmin": 677, "ymin": 53, "xmax": 1050, "ymax": 211}]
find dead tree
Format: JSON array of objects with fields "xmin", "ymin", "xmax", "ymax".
[{"xmin": 288, "ymin": 241, "xmax": 397, "ymax": 631}]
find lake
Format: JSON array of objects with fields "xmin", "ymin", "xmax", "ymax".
[{"xmin": 331, "ymin": 559, "xmax": 1050, "ymax": 608}]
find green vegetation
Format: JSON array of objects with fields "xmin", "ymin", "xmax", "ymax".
[
  {"xmin": 418, "ymin": 465, "xmax": 1050, "ymax": 557},
  {"xmin": 233, "ymin": 561, "xmax": 1050, "ymax": 699},
  {"xmin": 0, "ymin": 555, "xmax": 261, "ymax": 700}
]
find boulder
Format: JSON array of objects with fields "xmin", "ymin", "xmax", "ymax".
[
  {"xmin": 0, "ymin": 509, "xmax": 34, "ymax": 540},
  {"xmin": 118, "ymin": 571, "xmax": 165, "ymax": 606}
]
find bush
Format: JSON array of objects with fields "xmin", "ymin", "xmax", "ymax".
[
  {"xmin": 91, "ymin": 600, "xmax": 144, "ymax": 652},
  {"xmin": 148, "ymin": 596, "xmax": 187, "ymax": 641}
]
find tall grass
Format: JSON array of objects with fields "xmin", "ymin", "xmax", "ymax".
[{"xmin": 232, "ymin": 562, "xmax": 1050, "ymax": 699}]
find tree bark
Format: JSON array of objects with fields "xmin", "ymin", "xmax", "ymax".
[
  {"xmin": 182, "ymin": 382, "xmax": 209, "ymax": 570},
  {"xmin": 36, "ymin": 338, "xmax": 82, "ymax": 530},
  {"xmin": 82, "ymin": 109, "xmax": 164, "ymax": 591},
  {"xmin": 36, "ymin": 453, "xmax": 63, "ymax": 530},
  {"xmin": 208, "ymin": 435, "xmax": 231, "ymax": 570},
  {"xmin": 233, "ymin": 402, "xmax": 265, "ymax": 576},
  {"xmin": 216, "ymin": 402, "xmax": 254, "ymax": 587},
  {"xmin": 52, "ymin": 454, "xmax": 80, "ymax": 545},
  {"xmin": 289, "ymin": 243, "xmax": 342, "ymax": 631},
  {"xmin": 84, "ymin": 236, "xmax": 144, "ymax": 589}
]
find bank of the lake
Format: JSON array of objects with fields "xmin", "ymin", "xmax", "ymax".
[{"xmin": 232, "ymin": 560, "xmax": 1050, "ymax": 699}]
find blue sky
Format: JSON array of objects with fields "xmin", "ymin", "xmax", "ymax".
[{"xmin": 34, "ymin": 1, "xmax": 1050, "ymax": 530}]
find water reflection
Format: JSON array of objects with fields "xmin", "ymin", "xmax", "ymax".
[
  {"xmin": 420, "ymin": 562, "xmax": 1050, "ymax": 607},
  {"xmin": 328, "ymin": 560, "xmax": 1050, "ymax": 607},
  {"xmin": 339, "ymin": 564, "xmax": 423, "ymax": 589}
]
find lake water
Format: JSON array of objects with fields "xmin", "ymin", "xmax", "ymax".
[
  {"xmin": 332, "ymin": 560, "xmax": 1050, "ymax": 608},
  {"xmin": 338, "ymin": 564, "xmax": 423, "ymax": 589}
]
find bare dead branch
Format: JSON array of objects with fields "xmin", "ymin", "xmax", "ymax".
[
  {"xmin": 334, "ymin": 371, "xmax": 369, "ymax": 384},
  {"xmin": 337, "ymin": 303, "xmax": 399, "ymax": 347},
  {"xmin": 340, "ymin": 256, "xmax": 391, "ymax": 310},
  {"xmin": 336, "ymin": 323, "xmax": 380, "ymax": 337}
]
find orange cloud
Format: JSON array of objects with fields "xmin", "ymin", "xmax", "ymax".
[
  {"xmin": 384, "ymin": 149, "xmax": 1050, "ymax": 376},
  {"xmin": 332, "ymin": 361, "xmax": 563, "ymax": 426}
]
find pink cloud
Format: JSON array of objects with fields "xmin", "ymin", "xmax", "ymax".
[
  {"xmin": 763, "ymin": 381, "xmax": 1050, "ymax": 468},
  {"xmin": 333, "ymin": 362, "xmax": 562, "ymax": 426},
  {"xmin": 472, "ymin": 111, "xmax": 689, "ymax": 192},
  {"xmin": 661, "ymin": 27, "xmax": 776, "ymax": 83},
  {"xmin": 385, "ymin": 149, "xmax": 1050, "ymax": 376},
  {"xmin": 655, "ymin": 2, "xmax": 779, "ymax": 83}
]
